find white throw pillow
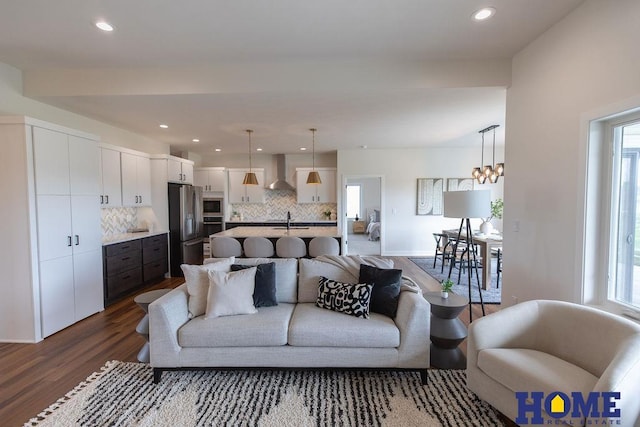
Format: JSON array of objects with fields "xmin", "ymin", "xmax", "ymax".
[
  {"xmin": 182, "ymin": 257, "xmax": 235, "ymax": 318},
  {"xmin": 205, "ymin": 268, "xmax": 258, "ymax": 319}
]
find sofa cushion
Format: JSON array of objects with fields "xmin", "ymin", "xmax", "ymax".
[
  {"xmin": 298, "ymin": 258, "xmax": 359, "ymax": 303},
  {"xmin": 182, "ymin": 257, "xmax": 235, "ymax": 318},
  {"xmin": 478, "ymin": 348, "xmax": 598, "ymax": 395},
  {"xmin": 289, "ymin": 303, "xmax": 400, "ymax": 348},
  {"xmin": 179, "ymin": 303, "xmax": 296, "ymax": 347},
  {"xmin": 233, "ymin": 258, "xmax": 298, "ymax": 303},
  {"xmin": 205, "ymin": 268, "xmax": 257, "ymax": 319},
  {"xmin": 358, "ymin": 264, "xmax": 402, "ymax": 318},
  {"xmin": 316, "ymin": 276, "xmax": 373, "ymax": 319},
  {"xmin": 231, "ymin": 262, "xmax": 277, "ymax": 307}
]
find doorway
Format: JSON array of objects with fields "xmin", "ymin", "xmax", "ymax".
[{"xmin": 343, "ymin": 176, "xmax": 382, "ymax": 256}]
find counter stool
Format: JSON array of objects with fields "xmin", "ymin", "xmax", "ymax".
[
  {"xmin": 243, "ymin": 236, "xmax": 275, "ymax": 258},
  {"xmin": 309, "ymin": 236, "xmax": 340, "ymax": 257},
  {"xmin": 211, "ymin": 236, "xmax": 242, "ymax": 258},
  {"xmin": 276, "ymin": 236, "xmax": 307, "ymax": 258}
]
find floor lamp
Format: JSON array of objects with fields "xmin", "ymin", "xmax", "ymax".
[{"xmin": 443, "ymin": 190, "xmax": 491, "ymax": 322}]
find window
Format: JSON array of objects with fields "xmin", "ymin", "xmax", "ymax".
[
  {"xmin": 610, "ymin": 120, "xmax": 640, "ymax": 309},
  {"xmin": 346, "ymin": 185, "xmax": 361, "ymax": 219}
]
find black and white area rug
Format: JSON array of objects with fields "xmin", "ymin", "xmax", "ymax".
[
  {"xmin": 409, "ymin": 257, "xmax": 501, "ymax": 304},
  {"xmin": 25, "ymin": 361, "xmax": 502, "ymax": 427}
]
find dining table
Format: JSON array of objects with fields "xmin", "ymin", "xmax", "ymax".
[{"xmin": 442, "ymin": 229, "xmax": 502, "ymax": 290}]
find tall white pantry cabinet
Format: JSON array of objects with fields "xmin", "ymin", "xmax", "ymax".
[{"xmin": 0, "ymin": 116, "xmax": 103, "ymax": 343}]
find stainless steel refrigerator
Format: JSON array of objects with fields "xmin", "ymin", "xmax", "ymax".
[{"xmin": 168, "ymin": 183, "xmax": 204, "ymax": 276}]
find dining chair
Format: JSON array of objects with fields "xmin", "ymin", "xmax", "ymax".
[
  {"xmin": 432, "ymin": 233, "xmax": 456, "ymax": 273},
  {"xmin": 491, "ymin": 246, "xmax": 503, "ymax": 288}
]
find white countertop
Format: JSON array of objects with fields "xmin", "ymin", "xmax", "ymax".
[
  {"xmin": 102, "ymin": 230, "xmax": 168, "ymax": 246},
  {"xmin": 211, "ymin": 226, "xmax": 341, "ymax": 238}
]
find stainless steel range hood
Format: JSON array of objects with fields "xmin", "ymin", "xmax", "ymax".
[{"xmin": 267, "ymin": 154, "xmax": 296, "ymax": 191}]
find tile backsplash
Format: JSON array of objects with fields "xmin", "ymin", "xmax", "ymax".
[
  {"xmin": 101, "ymin": 207, "xmax": 138, "ymax": 236},
  {"xmin": 230, "ymin": 190, "xmax": 337, "ymax": 222}
]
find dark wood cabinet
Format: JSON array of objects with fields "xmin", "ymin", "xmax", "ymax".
[{"xmin": 103, "ymin": 234, "xmax": 168, "ymax": 306}]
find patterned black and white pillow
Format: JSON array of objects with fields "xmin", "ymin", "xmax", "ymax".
[{"xmin": 316, "ymin": 276, "xmax": 373, "ymax": 319}]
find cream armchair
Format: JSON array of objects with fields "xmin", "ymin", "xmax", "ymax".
[{"xmin": 467, "ymin": 300, "xmax": 640, "ymax": 426}]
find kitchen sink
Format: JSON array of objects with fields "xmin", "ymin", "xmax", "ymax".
[{"xmin": 272, "ymin": 227, "xmax": 310, "ymax": 230}]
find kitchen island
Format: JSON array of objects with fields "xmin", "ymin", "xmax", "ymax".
[{"xmin": 210, "ymin": 226, "xmax": 342, "ymax": 256}]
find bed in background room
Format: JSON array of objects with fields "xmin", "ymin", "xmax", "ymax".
[{"xmin": 366, "ymin": 208, "xmax": 381, "ymax": 241}]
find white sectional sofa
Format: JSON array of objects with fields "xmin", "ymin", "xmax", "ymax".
[{"xmin": 149, "ymin": 256, "xmax": 430, "ymax": 384}]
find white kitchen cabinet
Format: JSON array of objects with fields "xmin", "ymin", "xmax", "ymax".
[
  {"xmin": 194, "ymin": 167, "xmax": 225, "ymax": 192},
  {"xmin": 228, "ymin": 169, "xmax": 265, "ymax": 203},
  {"xmin": 121, "ymin": 152, "xmax": 152, "ymax": 206},
  {"xmin": 99, "ymin": 147, "xmax": 122, "ymax": 207},
  {"xmin": 168, "ymin": 156, "xmax": 194, "ymax": 184},
  {"xmin": 0, "ymin": 118, "xmax": 104, "ymax": 342},
  {"xmin": 296, "ymin": 168, "xmax": 337, "ymax": 203}
]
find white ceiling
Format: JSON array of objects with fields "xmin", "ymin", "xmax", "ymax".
[{"xmin": 0, "ymin": 0, "xmax": 585, "ymax": 155}]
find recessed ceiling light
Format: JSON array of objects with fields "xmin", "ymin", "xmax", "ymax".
[
  {"xmin": 192, "ymin": 139, "xmax": 200, "ymax": 143},
  {"xmin": 95, "ymin": 21, "xmax": 114, "ymax": 32},
  {"xmin": 215, "ymin": 148, "xmax": 222, "ymax": 152},
  {"xmin": 360, "ymin": 145, "xmax": 368, "ymax": 149},
  {"xmin": 256, "ymin": 148, "xmax": 263, "ymax": 152},
  {"xmin": 159, "ymin": 124, "xmax": 168, "ymax": 129},
  {"xmin": 473, "ymin": 7, "xmax": 496, "ymax": 21},
  {"xmin": 300, "ymin": 147, "xmax": 307, "ymax": 151}
]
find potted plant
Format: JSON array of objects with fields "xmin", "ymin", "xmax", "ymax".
[
  {"xmin": 323, "ymin": 209, "xmax": 332, "ymax": 220},
  {"xmin": 480, "ymin": 198, "xmax": 503, "ymax": 235},
  {"xmin": 441, "ymin": 279, "xmax": 454, "ymax": 299}
]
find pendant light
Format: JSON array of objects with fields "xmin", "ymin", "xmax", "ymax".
[
  {"xmin": 242, "ymin": 129, "xmax": 259, "ymax": 185},
  {"xmin": 306, "ymin": 128, "xmax": 322, "ymax": 184},
  {"xmin": 472, "ymin": 125, "xmax": 501, "ymax": 185},
  {"xmin": 489, "ymin": 125, "xmax": 501, "ymax": 183}
]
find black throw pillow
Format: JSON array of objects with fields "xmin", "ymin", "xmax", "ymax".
[
  {"xmin": 359, "ymin": 264, "xmax": 402, "ymax": 318},
  {"xmin": 231, "ymin": 262, "xmax": 278, "ymax": 307}
]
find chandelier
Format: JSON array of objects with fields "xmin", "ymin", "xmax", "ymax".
[{"xmin": 472, "ymin": 124, "xmax": 504, "ymax": 184}]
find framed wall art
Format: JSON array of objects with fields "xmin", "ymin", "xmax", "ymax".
[
  {"xmin": 447, "ymin": 178, "xmax": 475, "ymax": 192},
  {"xmin": 417, "ymin": 178, "xmax": 443, "ymax": 215}
]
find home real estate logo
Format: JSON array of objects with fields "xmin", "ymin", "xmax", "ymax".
[{"xmin": 515, "ymin": 391, "xmax": 621, "ymax": 425}]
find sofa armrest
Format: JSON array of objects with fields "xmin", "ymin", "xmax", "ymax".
[
  {"xmin": 394, "ymin": 291, "xmax": 430, "ymax": 368},
  {"xmin": 467, "ymin": 300, "xmax": 540, "ymax": 370},
  {"xmin": 149, "ymin": 284, "xmax": 189, "ymax": 367}
]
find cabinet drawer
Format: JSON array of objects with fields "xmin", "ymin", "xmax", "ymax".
[
  {"xmin": 142, "ymin": 234, "xmax": 167, "ymax": 248},
  {"xmin": 143, "ymin": 259, "xmax": 168, "ymax": 283},
  {"xmin": 105, "ymin": 252, "xmax": 142, "ymax": 276},
  {"xmin": 105, "ymin": 239, "xmax": 142, "ymax": 257},
  {"xmin": 142, "ymin": 244, "xmax": 167, "ymax": 264},
  {"xmin": 105, "ymin": 267, "xmax": 142, "ymax": 301}
]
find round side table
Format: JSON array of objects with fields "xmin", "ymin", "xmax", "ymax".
[
  {"xmin": 134, "ymin": 289, "xmax": 171, "ymax": 363},
  {"xmin": 423, "ymin": 291, "xmax": 469, "ymax": 369}
]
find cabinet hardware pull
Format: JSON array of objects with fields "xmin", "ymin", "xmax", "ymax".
[
  {"xmin": 67, "ymin": 236, "xmax": 72, "ymax": 247},
  {"xmin": 105, "ymin": 195, "xmax": 109, "ymax": 204},
  {"xmin": 139, "ymin": 195, "xmax": 143, "ymax": 204},
  {"xmin": 100, "ymin": 195, "xmax": 104, "ymax": 204},
  {"xmin": 122, "ymin": 275, "xmax": 131, "ymax": 280},
  {"xmin": 121, "ymin": 257, "xmax": 130, "ymax": 261},
  {"xmin": 75, "ymin": 235, "xmax": 79, "ymax": 245}
]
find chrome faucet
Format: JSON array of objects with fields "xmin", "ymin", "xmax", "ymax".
[{"xmin": 286, "ymin": 211, "xmax": 291, "ymax": 230}]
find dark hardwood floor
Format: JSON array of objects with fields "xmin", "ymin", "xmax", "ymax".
[{"xmin": 0, "ymin": 257, "xmax": 502, "ymax": 426}]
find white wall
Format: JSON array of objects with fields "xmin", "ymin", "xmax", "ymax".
[
  {"xmin": 503, "ymin": 0, "xmax": 640, "ymax": 305},
  {"xmin": 0, "ymin": 61, "xmax": 168, "ymax": 154},
  {"xmin": 338, "ymin": 147, "xmax": 504, "ymax": 256}
]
